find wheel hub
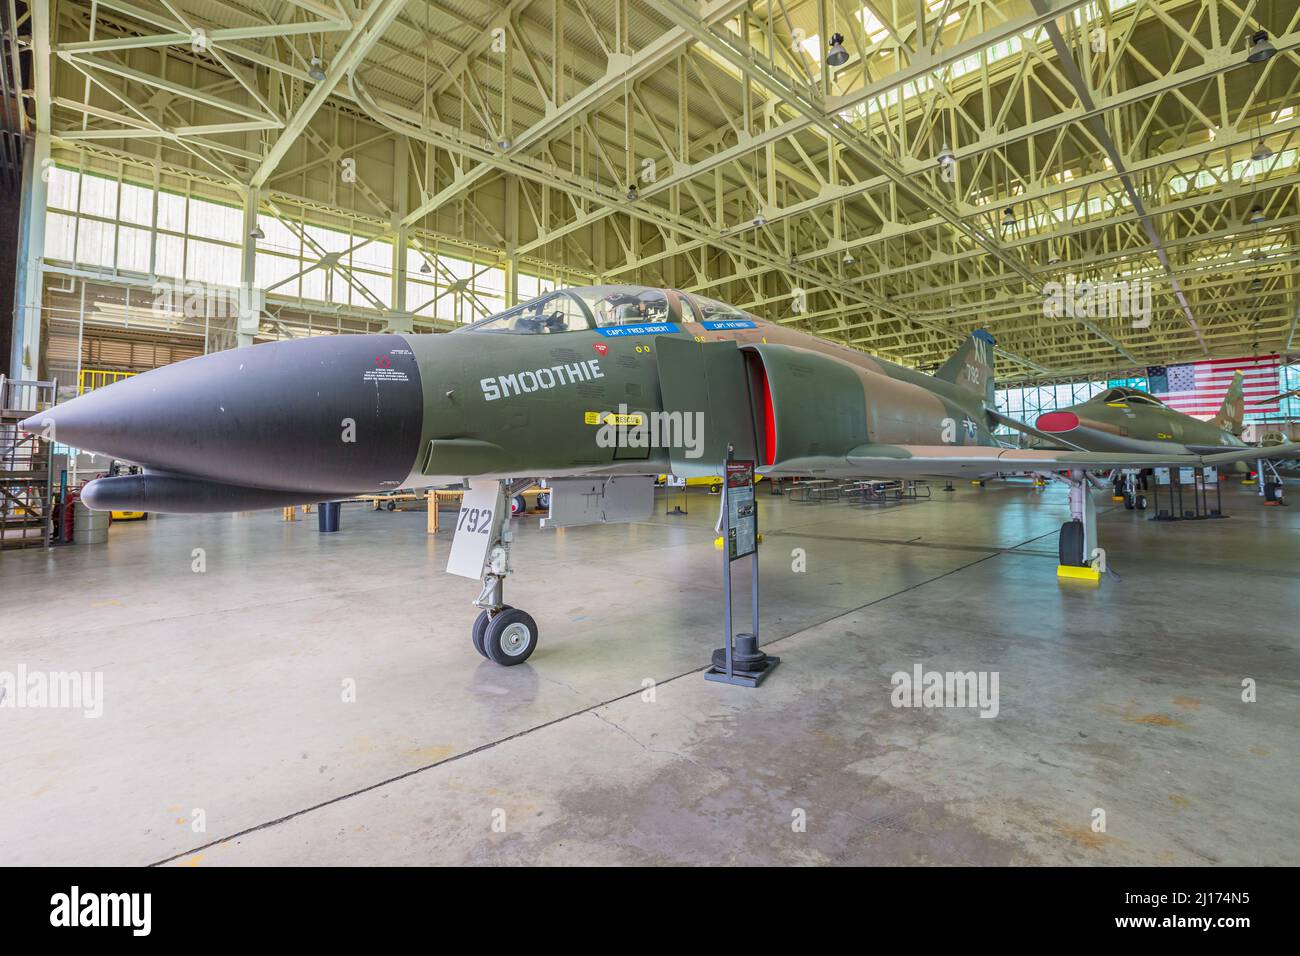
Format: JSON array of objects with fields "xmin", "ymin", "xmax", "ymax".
[{"xmin": 500, "ymin": 622, "xmax": 531, "ymax": 656}]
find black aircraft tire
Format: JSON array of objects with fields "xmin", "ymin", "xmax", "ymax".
[
  {"xmin": 1059, "ymin": 520, "xmax": 1087, "ymax": 567},
  {"xmin": 1124, "ymin": 493, "xmax": 1135, "ymax": 510},
  {"xmin": 536, "ymin": 491, "xmax": 550, "ymax": 510},
  {"xmin": 471, "ymin": 609, "xmax": 496, "ymax": 658},
  {"xmin": 511, "ymin": 494, "xmax": 527, "ymax": 515},
  {"xmin": 1136, "ymin": 494, "xmax": 1148, "ymax": 511},
  {"xmin": 386, "ymin": 500, "xmax": 396, "ymax": 511},
  {"xmin": 483, "ymin": 608, "xmax": 539, "ymax": 666}
]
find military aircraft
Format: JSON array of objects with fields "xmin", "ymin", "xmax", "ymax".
[
  {"xmin": 1013, "ymin": 372, "xmax": 1299, "ymax": 506},
  {"xmin": 1024, "ymin": 374, "xmax": 1249, "ymax": 458},
  {"xmin": 21, "ymin": 284, "xmax": 1300, "ymax": 664}
]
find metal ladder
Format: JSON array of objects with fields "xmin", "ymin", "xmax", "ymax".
[{"xmin": 0, "ymin": 374, "xmax": 59, "ymax": 550}]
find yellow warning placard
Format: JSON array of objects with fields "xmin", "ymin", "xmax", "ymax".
[
  {"xmin": 603, "ymin": 413, "xmax": 644, "ymax": 426},
  {"xmin": 585, "ymin": 411, "xmax": 644, "ymax": 426}
]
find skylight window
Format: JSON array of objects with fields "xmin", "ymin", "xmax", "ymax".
[{"xmin": 857, "ymin": 10, "xmax": 889, "ymax": 44}]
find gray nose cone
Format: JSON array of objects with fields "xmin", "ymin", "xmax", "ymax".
[
  {"xmin": 32, "ymin": 334, "xmax": 425, "ymax": 495},
  {"xmin": 17, "ymin": 413, "xmax": 52, "ymax": 435}
]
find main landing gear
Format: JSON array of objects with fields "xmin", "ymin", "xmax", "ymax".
[
  {"xmin": 1056, "ymin": 469, "xmax": 1105, "ymax": 579},
  {"xmin": 471, "ymin": 478, "xmax": 541, "ymax": 665},
  {"xmin": 1257, "ymin": 459, "xmax": 1287, "ymax": 505}
]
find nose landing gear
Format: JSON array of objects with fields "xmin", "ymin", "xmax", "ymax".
[
  {"xmin": 1118, "ymin": 469, "xmax": 1148, "ymax": 511},
  {"xmin": 466, "ymin": 478, "xmax": 543, "ymax": 666}
]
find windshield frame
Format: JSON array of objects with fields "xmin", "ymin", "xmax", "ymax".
[
  {"xmin": 458, "ymin": 285, "xmax": 685, "ymax": 334},
  {"xmin": 458, "ymin": 289, "xmax": 596, "ymax": 334}
]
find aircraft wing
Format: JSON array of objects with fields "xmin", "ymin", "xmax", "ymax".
[{"xmin": 757, "ymin": 442, "xmax": 1300, "ymax": 480}]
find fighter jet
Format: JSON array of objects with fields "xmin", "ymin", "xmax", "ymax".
[
  {"xmin": 1023, "ymin": 374, "xmax": 1250, "ymax": 458},
  {"xmin": 21, "ymin": 284, "xmax": 1300, "ymax": 664},
  {"xmin": 1006, "ymin": 372, "xmax": 1298, "ymax": 507}
]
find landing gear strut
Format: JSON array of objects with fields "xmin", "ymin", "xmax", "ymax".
[
  {"xmin": 1057, "ymin": 469, "xmax": 1103, "ymax": 575},
  {"xmin": 470, "ymin": 479, "xmax": 541, "ymax": 665},
  {"xmin": 1258, "ymin": 459, "xmax": 1287, "ymax": 505}
]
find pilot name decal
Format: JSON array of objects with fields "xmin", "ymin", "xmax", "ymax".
[
  {"xmin": 595, "ymin": 322, "xmax": 676, "ymax": 337},
  {"xmin": 702, "ymin": 319, "xmax": 757, "ymax": 330},
  {"xmin": 481, "ymin": 359, "xmax": 604, "ymax": 401}
]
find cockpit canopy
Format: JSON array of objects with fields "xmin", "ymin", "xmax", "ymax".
[
  {"xmin": 459, "ymin": 284, "xmax": 754, "ymax": 334},
  {"xmin": 1095, "ymin": 386, "xmax": 1167, "ymax": 407}
]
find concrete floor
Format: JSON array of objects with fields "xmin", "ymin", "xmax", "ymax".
[{"xmin": 1, "ymin": 479, "xmax": 1296, "ymax": 866}]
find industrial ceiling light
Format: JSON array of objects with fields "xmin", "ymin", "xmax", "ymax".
[
  {"xmin": 248, "ymin": 225, "xmax": 265, "ymax": 240},
  {"xmin": 936, "ymin": 143, "xmax": 956, "ymax": 166},
  {"xmin": 843, "ymin": 250, "xmax": 855, "ymax": 266},
  {"xmin": 420, "ymin": 260, "xmax": 433, "ymax": 274},
  {"xmin": 626, "ymin": 184, "xmax": 639, "ymax": 202},
  {"xmin": 1252, "ymin": 140, "xmax": 1274, "ymax": 162},
  {"xmin": 752, "ymin": 213, "xmax": 766, "ymax": 227},
  {"xmin": 1001, "ymin": 207, "xmax": 1016, "ymax": 228},
  {"xmin": 1249, "ymin": 277, "xmax": 1264, "ymax": 293},
  {"xmin": 308, "ymin": 56, "xmax": 328, "ymax": 82},
  {"xmin": 1048, "ymin": 252, "xmax": 1062, "ymax": 265},
  {"xmin": 1246, "ymin": 30, "xmax": 1276, "ymax": 64},
  {"xmin": 1248, "ymin": 204, "xmax": 1266, "ymax": 224},
  {"xmin": 497, "ymin": 136, "xmax": 512, "ymax": 151},
  {"xmin": 826, "ymin": 32, "xmax": 849, "ymax": 67}
]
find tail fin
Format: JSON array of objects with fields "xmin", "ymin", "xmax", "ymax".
[
  {"xmin": 1211, "ymin": 370, "xmax": 1245, "ymax": 434},
  {"xmin": 934, "ymin": 329, "xmax": 996, "ymax": 407}
]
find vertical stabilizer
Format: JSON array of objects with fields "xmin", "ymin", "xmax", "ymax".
[
  {"xmin": 934, "ymin": 329, "xmax": 996, "ymax": 407},
  {"xmin": 1211, "ymin": 370, "xmax": 1245, "ymax": 434}
]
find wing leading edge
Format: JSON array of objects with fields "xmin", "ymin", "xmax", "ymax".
[{"xmin": 755, "ymin": 442, "xmax": 1300, "ymax": 480}]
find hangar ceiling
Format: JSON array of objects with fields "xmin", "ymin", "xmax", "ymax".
[{"xmin": 21, "ymin": 0, "xmax": 1300, "ymax": 381}]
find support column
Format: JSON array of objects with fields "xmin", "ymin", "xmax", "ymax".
[
  {"xmin": 236, "ymin": 186, "xmax": 261, "ymax": 348},
  {"xmin": 504, "ymin": 175, "xmax": 518, "ymax": 307},
  {"xmin": 389, "ymin": 139, "xmax": 412, "ymax": 331},
  {"xmin": 11, "ymin": 133, "xmax": 50, "ymax": 380}
]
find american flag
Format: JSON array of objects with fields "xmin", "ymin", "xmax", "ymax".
[{"xmin": 1149, "ymin": 355, "xmax": 1281, "ymax": 417}]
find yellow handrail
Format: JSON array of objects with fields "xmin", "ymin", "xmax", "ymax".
[{"xmin": 78, "ymin": 369, "xmax": 137, "ymax": 395}]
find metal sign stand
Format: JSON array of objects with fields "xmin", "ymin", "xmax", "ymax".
[
  {"xmin": 1150, "ymin": 467, "xmax": 1227, "ymax": 521},
  {"xmin": 705, "ymin": 446, "xmax": 779, "ymax": 688},
  {"xmin": 665, "ymin": 475, "xmax": 688, "ymax": 516}
]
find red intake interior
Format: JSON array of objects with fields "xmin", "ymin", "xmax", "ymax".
[
  {"xmin": 755, "ymin": 358, "xmax": 776, "ymax": 466},
  {"xmin": 1035, "ymin": 411, "xmax": 1080, "ymax": 433}
]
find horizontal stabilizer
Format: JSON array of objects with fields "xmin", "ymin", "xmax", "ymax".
[{"xmin": 1251, "ymin": 386, "xmax": 1300, "ymax": 405}]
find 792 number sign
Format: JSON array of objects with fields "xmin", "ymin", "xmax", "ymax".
[{"xmin": 457, "ymin": 506, "xmax": 493, "ymax": 534}]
